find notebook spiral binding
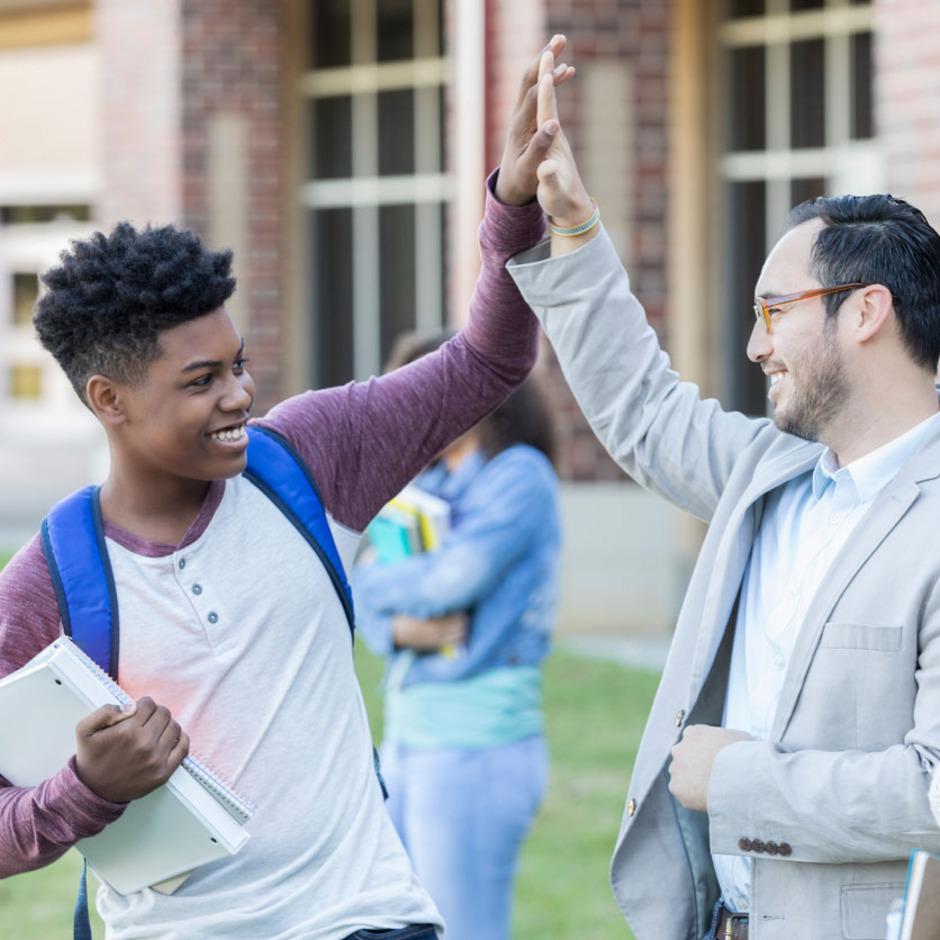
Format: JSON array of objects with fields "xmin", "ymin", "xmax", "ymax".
[{"xmin": 57, "ymin": 639, "xmax": 255, "ymax": 824}]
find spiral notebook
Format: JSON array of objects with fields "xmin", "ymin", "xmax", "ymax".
[{"xmin": 0, "ymin": 636, "xmax": 254, "ymax": 895}]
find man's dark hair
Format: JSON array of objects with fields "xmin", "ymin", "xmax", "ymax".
[
  {"xmin": 34, "ymin": 222, "xmax": 236, "ymax": 403},
  {"xmin": 385, "ymin": 331, "xmax": 557, "ymax": 466},
  {"xmin": 786, "ymin": 194, "xmax": 940, "ymax": 371}
]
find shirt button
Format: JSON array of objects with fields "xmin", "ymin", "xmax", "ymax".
[
  {"xmin": 627, "ymin": 798, "xmax": 636, "ymax": 817},
  {"xmin": 192, "ymin": 584, "xmax": 203, "ymax": 595},
  {"xmin": 675, "ymin": 709, "xmax": 685, "ymax": 728},
  {"xmin": 207, "ymin": 611, "xmax": 219, "ymax": 624},
  {"xmin": 178, "ymin": 558, "xmax": 186, "ymax": 570}
]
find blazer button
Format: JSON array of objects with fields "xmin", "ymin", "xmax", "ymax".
[
  {"xmin": 738, "ymin": 837, "xmax": 752, "ymax": 852},
  {"xmin": 779, "ymin": 842, "xmax": 793, "ymax": 857},
  {"xmin": 751, "ymin": 839, "xmax": 766, "ymax": 854},
  {"xmin": 675, "ymin": 709, "xmax": 686, "ymax": 728},
  {"xmin": 766, "ymin": 841, "xmax": 779, "ymax": 855},
  {"xmin": 627, "ymin": 798, "xmax": 637, "ymax": 817}
]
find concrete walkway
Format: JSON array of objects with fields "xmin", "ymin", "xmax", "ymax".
[{"xmin": 559, "ymin": 633, "xmax": 671, "ymax": 673}]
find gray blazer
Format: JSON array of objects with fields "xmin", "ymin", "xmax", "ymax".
[{"xmin": 508, "ymin": 230, "xmax": 940, "ymax": 940}]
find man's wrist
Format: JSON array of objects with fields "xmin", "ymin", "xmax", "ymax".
[{"xmin": 551, "ymin": 223, "xmax": 600, "ymax": 257}]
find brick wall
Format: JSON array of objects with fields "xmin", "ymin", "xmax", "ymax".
[
  {"xmin": 485, "ymin": 0, "xmax": 671, "ymax": 481},
  {"xmin": 97, "ymin": 0, "xmax": 182, "ymax": 227},
  {"xmin": 876, "ymin": 0, "xmax": 940, "ymax": 228},
  {"xmin": 178, "ymin": 0, "xmax": 286, "ymax": 411}
]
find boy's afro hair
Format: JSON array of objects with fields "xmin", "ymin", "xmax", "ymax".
[{"xmin": 34, "ymin": 221, "xmax": 236, "ymax": 403}]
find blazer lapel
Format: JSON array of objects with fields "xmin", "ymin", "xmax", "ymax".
[{"xmin": 772, "ymin": 432, "xmax": 940, "ymax": 740}]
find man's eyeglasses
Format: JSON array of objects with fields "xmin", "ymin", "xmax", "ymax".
[{"xmin": 753, "ymin": 283, "xmax": 868, "ymax": 334}]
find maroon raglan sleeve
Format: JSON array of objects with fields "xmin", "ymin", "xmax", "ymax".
[
  {"xmin": 258, "ymin": 171, "xmax": 546, "ymax": 532},
  {"xmin": 0, "ymin": 537, "xmax": 126, "ymax": 876}
]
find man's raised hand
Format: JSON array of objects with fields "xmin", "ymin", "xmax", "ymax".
[
  {"xmin": 495, "ymin": 35, "xmax": 575, "ymax": 207},
  {"xmin": 533, "ymin": 49, "xmax": 593, "ymax": 230}
]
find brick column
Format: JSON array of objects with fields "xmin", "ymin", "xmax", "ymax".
[
  {"xmin": 179, "ymin": 0, "xmax": 286, "ymax": 410},
  {"xmin": 876, "ymin": 0, "xmax": 940, "ymax": 227}
]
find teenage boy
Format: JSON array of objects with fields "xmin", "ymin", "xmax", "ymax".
[
  {"xmin": 503, "ymin": 45, "xmax": 940, "ymax": 940},
  {"xmin": 0, "ymin": 40, "xmax": 574, "ymax": 940}
]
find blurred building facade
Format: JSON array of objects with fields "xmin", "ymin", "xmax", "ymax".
[{"xmin": 0, "ymin": 0, "xmax": 937, "ymax": 631}]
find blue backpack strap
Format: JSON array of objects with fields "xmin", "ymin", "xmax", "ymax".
[
  {"xmin": 73, "ymin": 860, "xmax": 93, "ymax": 940},
  {"xmin": 41, "ymin": 488, "xmax": 116, "ymax": 940},
  {"xmin": 40, "ymin": 485, "xmax": 118, "ymax": 679},
  {"xmin": 244, "ymin": 425, "xmax": 355, "ymax": 636}
]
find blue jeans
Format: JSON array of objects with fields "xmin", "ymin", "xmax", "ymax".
[{"xmin": 380, "ymin": 735, "xmax": 548, "ymax": 940}]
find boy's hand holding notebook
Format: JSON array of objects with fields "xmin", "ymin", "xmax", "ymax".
[{"xmin": 75, "ymin": 695, "xmax": 190, "ymax": 804}]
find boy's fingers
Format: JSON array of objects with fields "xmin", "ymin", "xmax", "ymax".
[
  {"xmin": 78, "ymin": 704, "xmax": 134, "ymax": 736},
  {"xmin": 166, "ymin": 731, "xmax": 190, "ymax": 774},
  {"xmin": 516, "ymin": 35, "xmax": 564, "ymax": 107}
]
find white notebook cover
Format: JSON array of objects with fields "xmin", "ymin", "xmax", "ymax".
[{"xmin": 0, "ymin": 637, "xmax": 252, "ymax": 895}]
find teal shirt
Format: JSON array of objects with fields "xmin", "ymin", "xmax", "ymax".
[{"xmin": 386, "ymin": 662, "xmax": 543, "ymax": 749}]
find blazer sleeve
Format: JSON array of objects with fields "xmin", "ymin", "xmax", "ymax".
[{"xmin": 507, "ymin": 229, "xmax": 770, "ymax": 522}]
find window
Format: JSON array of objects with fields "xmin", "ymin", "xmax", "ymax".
[
  {"xmin": 0, "ymin": 206, "xmax": 93, "ymax": 411},
  {"xmin": 302, "ymin": 0, "xmax": 450, "ymax": 387},
  {"xmin": 0, "ymin": 204, "xmax": 91, "ymax": 224},
  {"xmin": 719, "ymin": 0, "xmax": 878, "ymax": 414}
]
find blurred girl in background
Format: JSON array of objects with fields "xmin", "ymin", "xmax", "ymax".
[{"xmin": 353, "ymin": 332, "xmax": 561, "ymax": 940}]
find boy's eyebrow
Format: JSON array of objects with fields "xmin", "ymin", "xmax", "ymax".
[{"xmin": 181, "ymin": 338, "xmax": 246, "ymax": 373}]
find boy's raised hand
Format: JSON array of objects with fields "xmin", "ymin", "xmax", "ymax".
[
  {"xmin": 533, "ymin": 51, "xmax": 594, "ymax": 229},
  {"xmin": 495, "ymin": 35, "xmax": 576, "ymax": 207},
  {"xmin": 75, "ymin": 696, "xmax": 190, "ymax": 804}
]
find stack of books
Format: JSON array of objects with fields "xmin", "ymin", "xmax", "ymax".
[{"xmin": 368, "ymin": 484, "xmax": 451, "ymax": 564}]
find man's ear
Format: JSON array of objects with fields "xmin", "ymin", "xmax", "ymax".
[
  {"xmin": 85, "ymin": 375, "xmax": 127, "ymax": 427},
  {"xmin": 854, "ymin": 284, "xmax": 894, "ymax": 345}
]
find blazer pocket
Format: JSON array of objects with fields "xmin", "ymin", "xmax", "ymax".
[
  {"xmin": 840, "ymin": 882, "xmax": 904, "ymax": 939},
  {"xmin": 820, "ymin": 622, "xmax": 902, "ymax": 653}
]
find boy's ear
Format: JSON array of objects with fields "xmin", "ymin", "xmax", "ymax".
[{"xmin": 85, "ymin": 375, "xmax": 127, "ymax": 427}]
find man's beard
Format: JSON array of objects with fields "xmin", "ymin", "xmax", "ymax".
[{"xmin": 773, "ymin": 325, "xmax": 849, "ymax": 442}]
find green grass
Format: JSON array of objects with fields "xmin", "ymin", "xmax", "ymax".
[{"xmin": 0, "ymin": 549, "xmax": 655, "ymax": 939}]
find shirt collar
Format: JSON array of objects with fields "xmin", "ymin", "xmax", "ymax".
[{"xmin": 812, "ymin": 410, "xmax": 940, "ymax": 504}]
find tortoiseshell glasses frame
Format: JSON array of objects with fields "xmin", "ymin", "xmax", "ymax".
[{"xmin": 753, "ymin": 283, "xmax": 868, "ymax": 333}]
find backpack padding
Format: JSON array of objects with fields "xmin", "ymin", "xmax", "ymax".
[
  {"xmin": 40, "ymin": 486, "xmax": 119, "ymax": 678},
  {"xmin": 244, "ymin": 425, "xmax": 355, "ymax": 636}
]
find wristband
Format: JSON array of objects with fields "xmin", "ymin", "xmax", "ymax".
[{"xmin": 549, "ymin": 200, "xmax": 600, "ymax": 237}]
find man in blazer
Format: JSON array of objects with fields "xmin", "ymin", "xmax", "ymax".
[{"xmin": 503, "ymin": 47, "xmax": 940, "ymax": 939}]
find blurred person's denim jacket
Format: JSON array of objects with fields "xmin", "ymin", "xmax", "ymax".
[{"xmin": 352, "ymin": 442, "xmax": 560, "ymax": 688}]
